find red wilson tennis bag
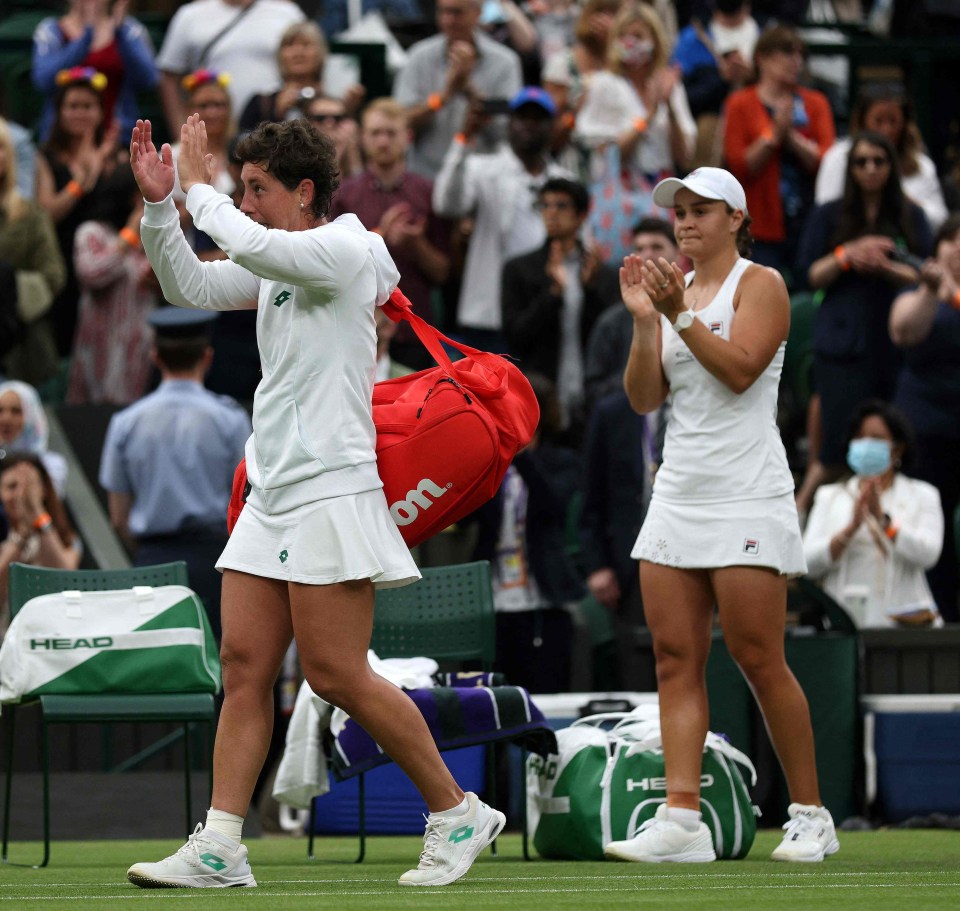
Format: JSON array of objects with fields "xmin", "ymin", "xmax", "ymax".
[{"xmin": 227, "ymin": 290, "xmax": 539, "ymax": 547}]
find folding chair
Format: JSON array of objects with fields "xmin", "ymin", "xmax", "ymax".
[
  {"xmin": 1, "ymin": 562, "xmax": 217, "ymax": 867},
  {"xmin": 306, "ymin": 560, "xmax": 553, "ymax": 862}
]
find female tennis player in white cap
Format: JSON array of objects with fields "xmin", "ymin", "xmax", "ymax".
[{"xmin": 605, "ymin": 167, "xmax": 839, "ymax": 864}]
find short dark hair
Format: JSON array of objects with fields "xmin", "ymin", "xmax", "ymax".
[
  {"xmin": 234, "ymin": 119, "xmax": 340, "ymax": 219},
  {"xmin": 753, "ymin": 24, "xmax": 805, "ymax": 63},
  {"xmin": 154, "ymin": 338, "xmax": 208, "ymax": 372},
  {"xmin": 539, "ymin": 178, "xmax": 590, "ymax": 215},
  {"xmin": 843, "ymin": 399, "xmax": 917, "ymax": 475},
  {"xmin": 631, "ymin": 216, "xmax": 675, "ymax": 245}
]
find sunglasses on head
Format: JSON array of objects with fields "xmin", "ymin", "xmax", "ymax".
[
  {"xmin": 308, "ymin": 113, "xmax": 347, "ymax": 124},
  {"xmin": 852, "ymin": 154, "xmax": 889, "ymax": 168}
]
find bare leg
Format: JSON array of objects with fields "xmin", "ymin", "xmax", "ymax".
[
  {"xmin": 713, "ymin": 566, "xmax": 822, "ymax": 806},
  {"xmin": 211, "ymin": 570, "xmax": 293, "ymax": 816},
  {"xmin": 289, "ymin": 578, "xmax": 463, "ymax": 812},
  {"xmin": 639, "ymin": 561, "xmax": 715, "ymax": 809}
]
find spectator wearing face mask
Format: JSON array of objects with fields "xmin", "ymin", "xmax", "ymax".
[
  {"xmin": 802, "ymin": 399, "xmax": 943, "ymax": 629},
  {"xmin": 573, "ymin": 2, "xmax": 696, "ymax": 183}
]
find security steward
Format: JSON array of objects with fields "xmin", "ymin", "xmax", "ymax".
[{"xmin": 99, "ymin": 307, "xmax": 251, "ymax": 641}]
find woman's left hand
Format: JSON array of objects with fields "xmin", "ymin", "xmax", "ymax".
[
  {"xmin": 177, "ymin": 114, "xmax": 215, "ymax": 194},
  {"xmin": 640, "ymin": 257, "xmax": 686, "ymax": 320},
  {"xmin": 860, "ymin": 477, "xmax": 884, "ymax": 523}
]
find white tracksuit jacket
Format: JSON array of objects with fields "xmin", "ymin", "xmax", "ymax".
[{"xmin": 141, "ymin": 184, "xmax": 400, "ymax": 514}]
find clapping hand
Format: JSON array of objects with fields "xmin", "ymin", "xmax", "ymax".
[
  {"xmin": 620, "ymin": 254, "xmax": 685, "ymax": 323},
  {"xmin": 546, "ymin": 240, "xmax": 567, "ymax": 295},
  {"xmin": 8, "ymin": 462, "xmax": 45, "ymax": 536},
  {"xmin": 130, "ymin": 119, "xmax": 175, "ymax": 202},
  {"xmin": 379, "ymin": 202, "xmax": 426, "ymax": 252},
  {"xmin": 844, "ymin": 235, "xmax": 896, "ymax": 274},
  {"xmin": 110, "ymin": 0, "xmax": 129, "ymax": 29},
  {"xmin": 176, "ymin": 114, "xmax": 215, "ymax": 194},
  {"xmin": 446, "ymin": 41, "xmax": 478, "ymax": 96}
]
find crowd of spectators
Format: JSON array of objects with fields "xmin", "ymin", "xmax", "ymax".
[{"xmin": 2, "ymin": 0, "xmax": 960, "ymax": 687}]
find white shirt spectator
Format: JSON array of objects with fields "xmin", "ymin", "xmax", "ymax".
[
  {"xmin": 156, "ymin": 0, "xmax": 305, "ymax": 121},
  {"xmin": 574, "ymin": 70, "xmax": 696, "ymax": 178}
]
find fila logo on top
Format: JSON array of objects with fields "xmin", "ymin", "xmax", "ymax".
[{"xmin": 389, "ymin": 478, "xmax": 450, "ymax": 526}]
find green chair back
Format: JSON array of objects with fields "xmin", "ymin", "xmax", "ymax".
[
  {"xmin": 371, "ymin": 561, "xmax": 495, "ymax": 669},
  {"xmin": 2, "ymin": 561, "xmax": 211, "ymax": 867},
  {"xmin": 783, "ymin": 290, "xmax": 821, "ymax": 412}
]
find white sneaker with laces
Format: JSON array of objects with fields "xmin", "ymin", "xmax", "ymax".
[
  {"xmin": 771, "ymin": 803, "xmax": 840, "ymax": 862},
  {"xmin": 127, "ymin": 824, "xmax": 257, "ymax": 888},
  {"xmin": 398, "ymin": 792, "xmax": 506, "ymax": 886},
  {"xmin": 604, "ymin": 804, "xmax": 717, "ymax": 863}
]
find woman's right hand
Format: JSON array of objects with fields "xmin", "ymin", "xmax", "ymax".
[
  {"xmin": 620, "ymin": 253, "xmax": 660, "ymax": 325},
  {"xmin": 843, "ymin": 235, "xmax": 895, "ymax": 274},
  {"xmin": 129, "ymin": 119, "xmax": 175, "ymax": 202}
]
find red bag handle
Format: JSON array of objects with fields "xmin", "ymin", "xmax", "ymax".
[{"xmin": 382, "ymin": 289, "xmax": 486, "ymax": 376}]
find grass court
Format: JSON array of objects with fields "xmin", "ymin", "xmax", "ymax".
[{"xmin": 3, "ymin": 829, "xmax": 959, "ymax": 910}]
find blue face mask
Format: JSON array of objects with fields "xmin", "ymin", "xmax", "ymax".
[{"xmin": 847, "ymin": 438, "xmax": 892, "ymax": 477}]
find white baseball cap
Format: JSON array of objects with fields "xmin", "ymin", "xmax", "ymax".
[{"xmin": 652, "ymin": 168, "xmax": 748, "ymax": 214}]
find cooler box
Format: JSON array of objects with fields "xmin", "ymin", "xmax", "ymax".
[
  {"xmin": 311, "ymin": 745, "xmax": 485, "ymax": 834},
  {"xmin": 864, "ymin": 695, "xmax": 960, "ymax": 822}
]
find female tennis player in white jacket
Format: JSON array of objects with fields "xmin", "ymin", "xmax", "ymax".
[{"xmin": 125, "ymin": 115, "xmax": 504, "ymax": 890}]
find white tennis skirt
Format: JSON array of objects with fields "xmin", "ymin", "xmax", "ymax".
[
  {"xmin": 216, "ymin": 488, "xmax": 421, "ymax": 588},
  {"xmin": 631, "ymin": 492, "xmax": 807, "ymax": 576}
]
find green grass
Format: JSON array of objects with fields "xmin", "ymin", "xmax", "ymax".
[{"xmin": 2, "ymin": 831, "xmax": 959, "ymax": 910}]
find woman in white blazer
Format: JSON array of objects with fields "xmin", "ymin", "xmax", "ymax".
[{"xmin": 803, "ymin": 399, "xmax": 943, "ymax": 628}]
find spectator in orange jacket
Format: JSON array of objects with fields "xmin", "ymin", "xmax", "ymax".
[{"xmin": 722, "ymin": 25, "xmax": 834, "ymax": 285}]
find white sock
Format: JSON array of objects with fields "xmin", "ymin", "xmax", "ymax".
[
  {"xmin": 432, "ymin": 796, "xmax": 469, "ymax": 818},
  {"xmin": 205, "ymin": 808, "xmax": 244, "ymax": 842},
  {"xmin": 665, "ymin": 807, "xmax": 702, "ymax": 832}
]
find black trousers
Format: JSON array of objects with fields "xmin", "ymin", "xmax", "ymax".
[{"xmin": 495, "ymin": 607, "xmax": 573, "ymax": 694}]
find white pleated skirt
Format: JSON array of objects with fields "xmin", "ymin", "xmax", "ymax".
[
  {"xmin": 216, "ymin": 488, "xmax": 421, "ymax": 588},
  {"xmin": 631, "ymin": 492, "xmax": 807, "ymax": 576}
]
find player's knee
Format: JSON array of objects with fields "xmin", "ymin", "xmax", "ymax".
[
  {"xmin": 219, "ymin": 643, "xmax": 276, "ymax": 691},
  {"xmin": 301, "ymin": 662, "xmax": 352, "ymax": 707},
  {"xmin": 653, "ymin": 643, "xmax": 704, "ymax": 685},
  {"xmin": 728, "ymin": 641, "xmax": 777, "ymax": 684}
]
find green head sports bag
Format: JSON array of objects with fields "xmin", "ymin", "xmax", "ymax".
[
  {"xmin": 0, "ymin": 584, "xmax": 221, "ymax": 706},
  {"xmin": 527, "ymin": 706, "xmax": 758, "ymax": 860}
]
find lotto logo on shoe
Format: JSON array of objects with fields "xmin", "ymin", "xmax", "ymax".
[
  {"xmin": 389, "ymin": 478, "xmax": 450, "ymax": 526},
  {"xmin": 627, "ymin": 774, "xmax": 714, "ymax": 792},
  {"xmin": 199, "ymin": 853, "xmax": 227, "ymax": 871},
  {"xmin": 448, "ymin": 825, "xmax": 474, "ymax": 844}
]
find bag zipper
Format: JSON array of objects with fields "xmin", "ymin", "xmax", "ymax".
[{"xmin": 417, "ymin": 376, "xmax": 472, "ymax": 418}]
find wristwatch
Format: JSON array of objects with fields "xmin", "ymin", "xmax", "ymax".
[{"xmin": 672, "ymin": 309, "xmax": 695, "ymax": 333}]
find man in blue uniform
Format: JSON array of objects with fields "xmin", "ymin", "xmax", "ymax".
[{"xmin": 99, "ymin": 307, "xmax": 251, "ymax": 641}]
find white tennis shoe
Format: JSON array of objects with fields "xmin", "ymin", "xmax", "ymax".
[
  {"xmin": 398, "ymin": 792, "xmax": 506, "ymax": 886},
  {"xmin": 771, "ymin": 803, "xmax": 840, "ymax": 862},
  {"xmin": 127, "ymin": 824, "xmax": 257, "ymax": 888},
  {"xmin": 604, "ymin": 804, "xmax": 717, "ymax": 863}
]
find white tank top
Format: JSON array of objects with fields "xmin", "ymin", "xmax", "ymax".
[{"xmin": 653, "ymin": 258, "xmax": 794, "ymax": 503}]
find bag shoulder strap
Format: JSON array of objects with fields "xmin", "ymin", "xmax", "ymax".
[
  {"xmin": 381, "ymin": 289, "xmax": 484, "ymax": 376},
  {"xmin": 198, "ymin": 0, "xmax": 258, "ymax": 67}
]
